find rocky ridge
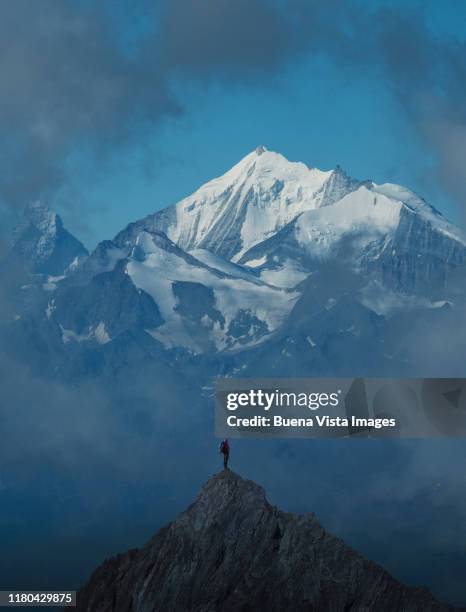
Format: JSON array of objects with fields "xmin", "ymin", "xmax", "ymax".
[{"xmin": 74, "ymin": 470, "xmax": 452, "ymax": 611}]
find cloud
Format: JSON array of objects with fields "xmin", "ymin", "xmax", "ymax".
[
  {"xmin": 159, "ymin": 0, "xmax": 466, "ymax": 213},
  {"xmin": 156, "ymin": 0, "xmax": 296, "ymax": 78},
  {"xmin": 137, "ymin": 0, "xmax": 466, "ymax": 216},
  {"xmin": 2, "ymin": 0, "xmax": 466, "ymax": 217},
  {"xmin": 0, "ymin": 0, "xmax": 303, "ymax": 210},
  {"xmin": 0, "ymin": 1, "xmax": 179, "ymax": 206},
  {"xmin": 291, "ymin": 1, "xmax": 466, "ymax": 212}
]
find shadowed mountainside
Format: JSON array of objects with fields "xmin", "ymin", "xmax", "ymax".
[{"xmin": 73, "ymin": 470, "xmax": 453, "ymax": 611}]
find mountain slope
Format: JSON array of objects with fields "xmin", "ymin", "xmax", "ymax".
[
  {"xmin": 125, "ymin": 231, "xmax": 296, "ymax": 352},
  {"xmin": 238, "ymin": 184, "xmax": 466, "ymax": 294},
  {"xmin": 74, "ymin": 470, "xmax": 451, "ymax": 612},
  {"xmin": 53, "ymin": 261, "xmax": 163, "ymax": 346},
  {"xmin": 48, "ymin": 230, "xmax": 296, "ymax": 353}
]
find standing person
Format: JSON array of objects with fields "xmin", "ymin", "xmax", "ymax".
[{"xmin": 219, "ymin": 438, "xmax": 230, "ymax": 469}]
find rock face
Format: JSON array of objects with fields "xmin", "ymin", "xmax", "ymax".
[
  {"xmin": 52, "ymin": 261, "xmax": 163, "ymax": 345},
  {"xmin": 74, "ymin": 471, "xmax": 451, "ymax": 611}
]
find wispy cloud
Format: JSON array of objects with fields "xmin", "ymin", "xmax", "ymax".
[{"xmin": 1, "ymin": 1, "xmax": 466, "ymax": 216}]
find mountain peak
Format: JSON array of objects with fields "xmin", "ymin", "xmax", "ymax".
[
  {"xmin": 333, "ymin": 163, "xmax": 347, "ymax": 176},
  {"xmin": 11, "ymin": 201, "xmax": 88, "ymax": 275},
  {"xmin": 197, "ymin": 469, "xmax": 267, "ymax": 515},
  {"xmin": 112, "ymin": 144, "xmax": 466, "ymax": 292},
  {"xmin": 73, "ymin": 469, "xmax": 449, "ymax": 611},
  {"xmin": 21, "ymin": 200, "xmax": 58, "ymax": 234}
]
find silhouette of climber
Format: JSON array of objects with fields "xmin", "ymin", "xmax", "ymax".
[{"xmin": 219, "ymin": 438, "xmax": 230, "ymax": 469}]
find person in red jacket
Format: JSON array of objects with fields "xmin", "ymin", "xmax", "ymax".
[{"xmin": 219, "ymin": 438, "xmax": 230, "ymax": 469}]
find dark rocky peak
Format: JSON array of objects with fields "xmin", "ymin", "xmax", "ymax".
[
  {"xmin": 11, "ymin": 201, "xmax": 88, "ymax": 275},
  {"xmin": 73, "ymin": 470, "xmax": 451, "ymax": 611},
  {"xmin": 254, "ymin": 145, "xmax": 267, "ymax": 155},
  {"xmin": 317, "ymin": 164, "xmax": 362, "ymax": 207}
]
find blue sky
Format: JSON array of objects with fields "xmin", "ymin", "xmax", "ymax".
[
  {"xmin": 3, "ymin": 0, "xmax": 466, "ymax": 249},
  {"xmin": 60, "ymin": 55, "xmax": 436, "ymax": 247}
]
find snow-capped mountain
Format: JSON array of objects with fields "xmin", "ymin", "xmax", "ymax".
[
  {"xmin": 11, "ymin": 201, "xmax": 88, "ymax": 275},
  {"xmin": 6, "ymin": 147, "xmax": 466, "ymax": 374},
  {"xmin": 112, "ymin": 147, "xmax": 466, "ymax": 295},
  {"xmin": 113, "ymin": 146, "xmax": 362, "ymax": 261}
]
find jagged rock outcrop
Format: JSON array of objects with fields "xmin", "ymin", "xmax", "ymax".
[{"xmin": 73, "ymin": 471, "xmax": 451, "ymax": 611}]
